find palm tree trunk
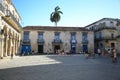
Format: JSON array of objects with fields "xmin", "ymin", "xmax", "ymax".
[{"xmin": 55, "ymin": 22, "xmax": 57, "ymax": 27}]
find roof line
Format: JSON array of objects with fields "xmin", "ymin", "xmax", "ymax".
[{"xmin": 84, "ymin": 18, "xmax": 120, "ymax": 28}]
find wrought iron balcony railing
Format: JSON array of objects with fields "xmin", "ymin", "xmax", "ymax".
[
  {"xmin": 23, "ymin": 39, "xmax": 30, "ymax": 43},
  {"xmin": 95, "ymin": 26, "xmax": 116, "ymax": 32},
  {"xmin": 5, "ymin": 10, "xmax": 21, "ymax": 27},
  {"xmin": 37, "ymin": 39, "xmax": 44, "ymax": 43},
  {"xmin": 95, "ymin": 37, "xmax": 116, "ymax": 41},
  {"xmin": 70, "ymin": 39, "xmax": 77, "ymax": 44},
  {"xmin": 82, "ymin": 40, "xmax": 89, "ymax": 44},
  {"xmin": 53, "ymin": 39, "xmax": 62, "ymax": 43}
]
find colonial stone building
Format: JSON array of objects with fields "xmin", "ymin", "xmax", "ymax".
[
  {"xmin": 85, "ymin": 18, "xmax": 120, "ymax": 54},
  {"xmin": 21, "ymin": 26, "xmax": 94, "ymax": 54},
  {"xmin": 0, "ymin": 0, "xmax": 22, "ymax": 59}
]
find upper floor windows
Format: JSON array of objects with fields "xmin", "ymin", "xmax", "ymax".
[
  {"xmin": 55, "ymin": 32, "xmax": 60, "ymax": 40},
  {"xmin": 38, "ymin": 32, "xmax": 44, "ymax": 43},
  {"xmin": 71, "ymin": 32, "xmax": 77, "ymax": 43},
  {"xmin": 111, "ymin": 33, "xmax": 114, "ymax": 39},
  {"xmin": 82, "ymin": 32, "xmax": 88, "ymax": 41},
  {"xmin": 110, "ymin": 21, "xmax": 114, "ymax": 27},
  {"xmin": 23, "ymin": 31, "xmax": 29, "ymax": 40},
  {"xmin": 23, "ymin": 31, "xmax": 30, "ymax": 43},
  {"xmin": 54, "ymin": 32, "xmax": 61, "ymax": 43},
  {"xmin": 38, "ymin": 32, "xmax": 43, "ymax": 40}
]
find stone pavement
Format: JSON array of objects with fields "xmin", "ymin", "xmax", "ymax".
[{"xmin": 0, "ymin": 54, "xmax": 120, "ymax": 80}]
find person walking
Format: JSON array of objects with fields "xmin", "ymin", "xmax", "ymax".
[
  {"xmin": 91, "ymin": 49, "xmax": 95, "ymax": 59},
  {"xmin": 113, "ymin": 48, "xmax": 117, "ymax": 63},
  {"xmin": 11, "ymin": 53, "xmax": 13, "ymax": 59},
  {"xmin": 97, "ymin": 48, "xmax": 101, "ymax": 56},
  {"xmin": 108, "ymin": 49, "xmax": 111, "ymax": 54},
  {"xmin": 85, "ymin": 50, "xmax": 89, "ymax": 59},
  {"xmin": 111, "ymin": 48, "xmax": 117, "ymax": 63}
]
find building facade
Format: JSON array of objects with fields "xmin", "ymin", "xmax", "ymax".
[
  {"xmin": 21, "ymin": 26, "xmax": 94, "ymax": 54},
  {"xmin": 0, "ymin": 0, "xmax": 22, "ymax": 59},
  {"xmin": 85, "ymin": 18, "xmax": 120, "ymax": 54}
]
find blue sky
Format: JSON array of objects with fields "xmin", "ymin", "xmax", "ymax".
[{"xmin": 12, "ymin": 0, "xmax": 120, "ymax": 27}]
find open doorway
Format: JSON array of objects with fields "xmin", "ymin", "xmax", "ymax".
[
  {"xmin": 38, "ymin": 45, "xmax": 43, "ymax": 54},
  {"xmin": 54, "ymin": 45, "xmax": 60, "ymax": 53},
  {"xmin": 111, "ymin": 43, "xmax": 115, "ymax": 48}
]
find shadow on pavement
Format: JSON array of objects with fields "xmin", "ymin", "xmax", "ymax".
[{"xmin": 0, "ymin": 54, "xmax": 120, "ymax": 80}]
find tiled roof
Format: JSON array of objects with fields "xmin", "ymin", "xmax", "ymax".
[{"xmin": 23, "ymin": 26, "xmax": 92, "ymax": 31}]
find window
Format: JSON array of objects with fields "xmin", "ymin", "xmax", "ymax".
[
  {"xmin": 54, "ymin": 32, "xmax": 61, "ymax": 43},
  {"xmin": 24, "ymin": 31, "xmax": 29, "ymax": 40},
  {"xmin": 82, "ymin": 32, "xmax": 88, "ymax": 41},
  {"xmin": 55, "ymin": 32, "xmax": 60, "ymax": 40},
  {"xmin": 71, "ymin": 32, "xmax": 76, "ymax": 43},
  {"xmin": 99, "ymin": 23, "xmax": 102, "ymax": 28},
  {"xmin": 110, "ymin": 21, "xmax": 114, "ymax": 27},
  {"xmin": 38, "ymin": 32, "xmax": 43, "ymax": 40},
  {"xmin": 71, "ymin": 32, "xmax": 76, "ymax": 39},
  {"xmin": 99, "ymin": 32, "xmax": 102, "ymax": 39},
  {"xmin": 91, "ymin": 26, "xmax": 94, "ymax": 30},
  {"xmin": 111, "ymin": 33, "xmax": 114, "ymax": 39},
  {"xmin": 102, "ymin": 22, "xmax": 106, "ymax": 28},
  {"xmin": 12, "ymin": 10, "xmax": 14, "ymax": 16},
  {"xmin": 38, "ymin": 32, "xmax": 44, "ymax": 43}
]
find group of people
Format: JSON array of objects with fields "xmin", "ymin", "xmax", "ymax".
[
  {"xmin": 55, "ymin": 49, "xmax": 67, "ymax": 55},
  {"xmin": 85, "ymin": 47, "xmax": 117, "ymax": 63}
]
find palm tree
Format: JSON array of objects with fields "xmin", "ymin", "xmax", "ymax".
[{"xmin": 50, "ymin": 6, "xmax": 63, "ymax": 26}]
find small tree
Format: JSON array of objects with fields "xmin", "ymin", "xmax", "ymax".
[{"xmin": 50, "ymin": 6, "xmax": 63, "ymax": 26}]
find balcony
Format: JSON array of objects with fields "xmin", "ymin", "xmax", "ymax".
[
  {"xmin": 53, "ymin": 39, "xmax": 62, "ymax": 44},
  {"xmin": 23, "ymin": 39, "xmax": 30, "ymax": 44},
  {"xmin": 5, "ymin": 10, "xmax": 21, "ymax": 27},
  {"xmin": 82, "ymin": 40, "xmax": 89, "ymax": 44},
  {"xmin": 70, "ymin": 39, "xmax": 77, "ymax": 44},
  {"xmin": 95, "ymin": 37, "xmax": 116, "ymax": 41},
  {"xmin": 0, "ymin": 3, "xmax": 21, "ymax": 28},
  {"xmin": 95, "ymin": 26, "xmax": 116, "ymax": 32},
  {"xmin": 37, "ymin": 39, "xmax": 44, "ymax": 44},
  {"xmin": 0, "ymin": 3, "xmax": 5, "ymax": 14}
]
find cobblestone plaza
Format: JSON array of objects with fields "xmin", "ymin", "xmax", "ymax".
[{"xmin": 0, "ymin": 54, "xmax": 120, "ymax": 80}]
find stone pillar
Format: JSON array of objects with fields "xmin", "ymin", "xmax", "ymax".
[
  {"xmin": 9, "ymin": 38, "xmax": 12, "ymax": 56},
  {"xmin": 12, "ymin": 38, "xmax": 16, "ymax": 55},
  {"xmin": 15, "ymin": 39, "xmax": 18, "ymax": 55},
  {"xmin": 0, "ymin": 35, "xmax": 4, "ymax": 59},
  {"xmin": 12, "ymin": 39, "xmax": 14, "ymax": 55},
  {"xmin": 16, "ymin": 39, "xmax": 20, "ymax": 54},
  {"xmin": 4, "ymin": 35, "xmax": 8, "ymax": 57}
]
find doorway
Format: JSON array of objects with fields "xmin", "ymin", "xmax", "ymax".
[
  {"xmin": 82, "ymin": 45, "xmax": 88, "ymax": 53},
  {"xmin": 38, "ymin": 45, "xmax": 43, "ymax": 53},
  {"xmin": 54, "ymin": 45, "xmax": 60, "ymax": 50},
  {"xmin": 71, "ymin": 44, "xmax": 76, "ymax": 53},
  {"xmin": 54, "ymin": 45, "xmax": 60, "ymax": 53},
  {"xmin": 111, "ymin": 43, "xmax": 115, "ymax": 48},
  {"xmin": 22, "ymin": 45, "xmax": 31, "ymax": 55}
]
